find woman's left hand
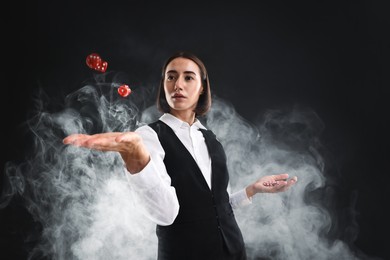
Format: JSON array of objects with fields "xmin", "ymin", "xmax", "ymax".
[{"xmin": 246, "ymin": 173, "xmax": 297, "ymax": 198}]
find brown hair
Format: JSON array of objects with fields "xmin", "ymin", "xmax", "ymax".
[{"xmin": 156, "ymin": 51, "xmax": 212, "ymax": 116}]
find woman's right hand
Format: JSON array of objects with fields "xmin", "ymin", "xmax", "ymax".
[{"xmin": 63, "ymin": 132, "xmax": 150, "ymax": 174}]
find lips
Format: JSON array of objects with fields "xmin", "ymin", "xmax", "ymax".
[{"xmin": 172, "ymin": 94, "xmax": 185, "ymax": 98}]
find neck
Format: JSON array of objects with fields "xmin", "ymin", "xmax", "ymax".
[{"xmin": 170, "ymin": 110, "xmax": 196, "ymax": 125}]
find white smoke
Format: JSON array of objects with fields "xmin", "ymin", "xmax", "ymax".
[
  {"xmin": 2, "ymin": 82, "xmax": 157, "ymax": 260},
  {"xmin": 205, "ymin": 97, "xmax": 380, "ymax": 260},
  {"xmin": 1, "ymin": 84, "xmax": 381, "ymax": 259}
]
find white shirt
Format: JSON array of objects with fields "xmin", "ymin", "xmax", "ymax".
[{"xmin": 126, "ymin": 113, "xmax": 252, "ymax": 226}]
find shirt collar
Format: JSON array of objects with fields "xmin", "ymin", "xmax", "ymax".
[{"xmin": 160, "ymin": 113, "xmax": 207, "ymax": 131}]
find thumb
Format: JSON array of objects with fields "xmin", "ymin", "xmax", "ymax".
[{"xmin": 288, "ymin": 176, "xmax": 298, "ymax": 186}]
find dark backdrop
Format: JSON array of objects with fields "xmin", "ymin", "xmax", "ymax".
[{"xmin": 2, "ymin": 1, "xmax": 389, "ymax": 259}]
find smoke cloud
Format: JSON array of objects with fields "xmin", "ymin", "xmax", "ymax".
[
  {"xmin": 1, "ymin": 81, "xmax": 381, "ymax": 259},
  {"xmin": 205, "ymin": 97, "xmax": 375, "ymax": 260}
]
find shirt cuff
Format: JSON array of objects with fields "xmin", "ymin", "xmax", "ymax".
[
  {"xmin": 231, "ymin": 188, "xmax": 253, "ymax": 208},
  {"xmin": 125, "ymin": 158, "xmax": 161, "ymax": 191}
]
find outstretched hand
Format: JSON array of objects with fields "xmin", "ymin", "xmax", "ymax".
[
  {"xmin": 63, "ymin": 132, "xmax": 150, "ymax": 174},
  {"xmin": 246, "ymin": 173, "xmax": 298, "ymax": 198}
]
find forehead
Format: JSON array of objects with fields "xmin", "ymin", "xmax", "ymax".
[{"xmin": 165, "ymin": 57, "xmax": 200, "ymax": 74}]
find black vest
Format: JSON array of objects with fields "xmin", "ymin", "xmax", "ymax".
[{"xmin": 149, "ymin": 120, "xmax": 245, "ymax": 260}]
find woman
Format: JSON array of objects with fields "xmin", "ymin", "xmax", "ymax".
[{"xmin": 63, "ymin": 51, "xmax": 297, "ymax": 260}]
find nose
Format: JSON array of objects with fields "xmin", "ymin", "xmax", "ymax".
[{"xmin": 174, "ymin": 76, "xmax": 184, "ymax": 91}]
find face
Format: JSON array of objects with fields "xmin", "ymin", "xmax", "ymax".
[{"xmin": 164, "ymin": 57, "xmax": 204, "ymax": 115}]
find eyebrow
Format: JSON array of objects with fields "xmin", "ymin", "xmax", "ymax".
[{"xmin": 166, "ymin": 70, "xmax": 197, "ymax": 76}]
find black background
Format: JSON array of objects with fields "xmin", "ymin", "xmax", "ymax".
[{"xmin": 2, "ymin": 1, "xmax": 389, "ymax": 259}]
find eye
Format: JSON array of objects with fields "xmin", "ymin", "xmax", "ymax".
[
  {"xmin": 185, "ymin": 75, "xmax": 194, "ymax": 81},
  {"xmin": 166, "ymin": 75, "xmax": 175, "ymax": 81}
]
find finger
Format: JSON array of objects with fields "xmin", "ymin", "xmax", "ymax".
[
  {"xmin": 276, "ymin": 180, "xmax": 288, "ymax": 186},
  {"xmin": 286, "ymin": 176, "xmax": 297, "ymax": 186},
  {"xmin": 63, "ymin": 134, "xmax": 89, "ymax": 145},
  {"xmin": 277, "ymin": 176, "xmax": 298, "ymax": 192},
  {"xmin": 290, "ymin": 176, "xmax": 298, "ymax": 183},
  {"xmin": 65, "ymin": 132, "xmax": 120, "ymax": 146},
  {"xmin": 82, "ymin": 135, "xmax": 120, "ymax": 150},
  {"xmin": 91, "ymin": 132, "xmax": 122, "ymax": 138},
  {"xmin": 274, "ymin": 173, "xmax": 289, "ymax": 181}
]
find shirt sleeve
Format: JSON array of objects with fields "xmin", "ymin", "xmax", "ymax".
[
  {"xmin": 125, "ymin": 125, "xmax": 180, "ymax": 226},
  {"xmin": 229, "ymin": 187, "xmax": 252, "ymax": 209}
]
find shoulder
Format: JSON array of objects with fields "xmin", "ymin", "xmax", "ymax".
[
  {"xmin": 135, "ymin": 123, "xmax": 156, "ymax": 136},
  {"xmin": 135, "ymin": 123, "xmax": 166, "ymax": 154},
  {"xmin": 136, "ymin": 120, "xmax": 170, "ymax": 137}
]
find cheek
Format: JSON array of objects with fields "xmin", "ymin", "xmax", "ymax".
[
  {"xmin": 164, "ymin": 82, "xmax": 175, "ymax": 92},
  {"xmin": 163, "ymin": 84, "xmax": 171, "ymax": 95},
  {"xmin": 195, "ymin": 86, "xmax": 203, "ymax": 95}
]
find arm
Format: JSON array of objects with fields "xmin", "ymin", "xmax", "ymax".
[
  {"xmin": 63, "ymin": 126, "xmax": 180, "ymax": 226},
  {"xmin": 128, "ymin": 125, "xmax": 179, "ymax": 225},
  {"xmin": 62, "ymin": 131, "xmax": 150, "ymax": 173}
]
